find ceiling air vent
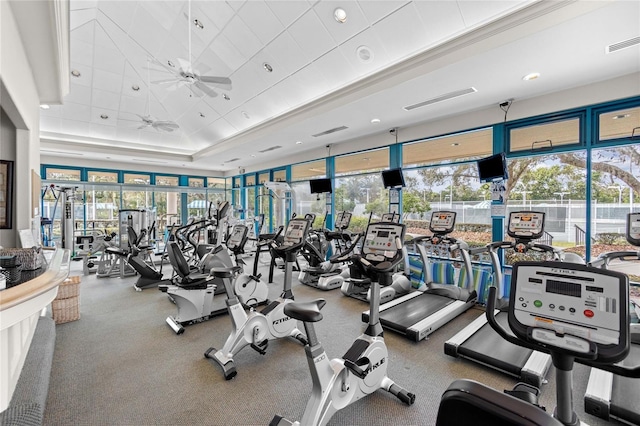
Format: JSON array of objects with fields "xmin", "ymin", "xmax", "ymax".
[
  {"xmin": 312, "ymin": 126, "xmax": 348, "ymax": 137},
  {"xmin": 606, "ymin": 36, "xmax": 640, "ymax": 54},
  {"xmin": 258, "ymin": 145, "xmax": 282, "ymax": 153},
  {"xmin": 403, "ymin": 87, "xmax": 477, "ymax": 111},
  {"xmin": 225, "ymin": 157, "xmax": 241, "ymax": 163}
]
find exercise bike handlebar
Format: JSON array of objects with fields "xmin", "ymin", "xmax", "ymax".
[{"xmin": 329, "ymin": 233, "xmax": 363, "ymax": 264}]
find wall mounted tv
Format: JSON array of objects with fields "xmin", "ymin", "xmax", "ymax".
[
  {"xmin": 477, "ymin": 153, "xmax": 508, "ymax": 182},
  {"xmin": 381, "ymin": 168, "xmax": 406, "ymax": 188},
  {"xmin": 309, "ymin": 178, "xmax": 332, "ymax": 194}
]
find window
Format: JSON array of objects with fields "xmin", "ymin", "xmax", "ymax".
[
  {"xmin": 292, "ymin": 181, "xmax": 326, "ymax": 223},
  {"xmin": 258, "ymin": 172, "xmax": 270, "ymax": 185},
  {"xmin": 334, "ymin": 174, "xmax": 385, "ymax": 233},
  {"xmin": 84, "ymin": 184, "xmax": 120, "ymax": 234},
  {"xmin": 509, "ymin": 118, "xmax": 581, "ymax": 152},
  {"xmin": 232, "ymin": 177, "xmax": 241, "ymax": 188},
  {"xmin": 207, "ymin": 177, "xmax": 226, "ymax": 189},
  {"xmin": 87, "ymin": 171, "xmax": 118, "ymax": 183},
  {"xmin": 599, "ymin": 106, "xmax": 640, "ymax": 141},
  {"xmin": 292, "ymin": 160, "xmax": 325, "ymax": 181},
  {"xmin": 403, "ymin": 128, "xmax": 492, "ymax": 168},
  {"xmin": 156, "ymin": 175, "xmax": 179, "ymax": 186},
  {"xmin": 245, "ymin": 174, "xmax": 256, "ymax": 186},
  {"xmin": 45, "ymin": 168, "xmax": 81, "ymax": 181},
  {"xmin": 335, "ymin": 148, "xmax": 389, "ymax": 176},
  {"xmin": 273, "ymin": 169, "xmax": 286, "ymax": 182},
  {"xmin": 123, "ymin": 173, "xmax": 150, "ymax": 185},
  {"xmin": 188, "ymin": 177, "xmax": 205, "ymax": 188},
  {"xmin": 403, "ymin": 163, "xmax": 488, "ymax": 246}
]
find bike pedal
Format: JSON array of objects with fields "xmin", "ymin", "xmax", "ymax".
[{"xmin": 251, "ymin": 340, "xmax": 268, "ymax": 355}]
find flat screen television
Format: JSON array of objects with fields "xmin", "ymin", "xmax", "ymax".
[
  {"xmin": 477, "ymin": 153, "xmax": 508, "ymax": 182},
  {"xmin": 381, "ymin": 168, "xmax": 406, "ymax": 188},
  {"xmin": 309, "ymin": 178, "xmax": 332, "ymax": 194}
]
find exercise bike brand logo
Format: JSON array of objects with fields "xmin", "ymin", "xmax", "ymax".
[
  {"xmin": 272, "ymin": 317, "xmax": 292, "ymax": 325},
  {"xmin": 365, "ymin": 357, "xmax": 385, "ymax": 374}
]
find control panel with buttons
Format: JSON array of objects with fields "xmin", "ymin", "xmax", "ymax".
[
  {"xmin": 507, "ymin": 211, "xmax": 545, "ymax": 239},
  {"xmin": 511, "ymin": 262, "xmax": 627, "ymax": 348},
  {"xmin": 363, "ymin": 223, "xmax": 405, "ymax": 261},
  {"xmin": 429, "ymin": 211, "xmax": 456, "ymax": 234}
]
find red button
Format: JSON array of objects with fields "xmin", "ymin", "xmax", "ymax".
[
  {"xmin": 584, "ymin": 309, "xmax": 594, "ymax": 318},
  {"xmin": 387, "ymin": 242, "xmax": 391, "ymax": 246}
]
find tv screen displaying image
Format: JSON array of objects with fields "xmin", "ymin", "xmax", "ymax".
[
  {"xmin": 477, "ymin": 153, "xmax": 508, "ymax": 182},
  {"xmin": 381, "ymin": 168, "xmax": 406, "ymax": 188},
  {"xmin": 309, "ymin": 178, "xmax": 332, "ymax": 194}
]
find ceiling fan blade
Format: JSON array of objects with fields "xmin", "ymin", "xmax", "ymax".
[
  {"xmin": 151, "ymin": 78, "xmax": 179, "ymax": 85},
  {"xmin": 198, "ymin": 75, "xmax": 232, "ymax": 89},
  {"xmin": 155, "ymin": 125, "xmax": 177, "ymax": 133},
  {"xmin": 193, "ymin": 81, "xmax": 218, "ymax": 98},
  {"xmin": 154, "ymin": 121, "xmax": 179, "ymax": 129},
  {"xmin": 137, "ymin": 124, "xmax": 148, "ymax": 130}
]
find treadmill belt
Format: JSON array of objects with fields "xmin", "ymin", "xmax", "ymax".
[
  {"xmin": 457, "ymin": 312, "xmax": 533, "ymax": 377},
  {"xmin": 379, "ymin": 293, "xmax": 453, "ymax": 331},
  {"xmin": 610, "ymin": 345, "xmax": 640, "ymax": 425}
]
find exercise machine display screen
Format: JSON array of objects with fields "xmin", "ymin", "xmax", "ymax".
[
  {"xmin": 626, "ymin": 212, "xmax": 640, "ymax": 246},
  {"xmin": 363, "ymin": 223, "xmax": 405, "ymax": 261},
  {"xmin": 226, "ymin": 225, "xmax": 247, "ymax": 250},
  {"xmin": 507, "ymin": 211, "xmax": 545, "ymax": 240},
  {"xmin": 511, "ymin": 262, "xmax": 627, "ymax": 351},
  {"xmin": 335, "ymin": 211, "xmax": 352, "ymax": 230},
  {"xmin": 282, "ymin": 219, "xmax": 309, "ymax": 247},
  {"xmin": 429, "ymin": 211, "xmax": 456, "ymax": 234}
]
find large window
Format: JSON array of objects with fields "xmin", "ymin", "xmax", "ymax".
[
  {"xmin": 599, "ymin": 106, "xmax": 640, "ymax": 141},
  {"xmin": 509, "ymin": 117, "xmax": 581, "ymax": 152},
  {"xmin": 45, "ymin": 168, "xmax": 81, "ymax": 181},
  {"xmin": 291, "ymin": 160, "xmax": 325, "ymax": 181},
  {"xmin": 335, "ymin": 148, "xmax": 388, "ymax": 177}
]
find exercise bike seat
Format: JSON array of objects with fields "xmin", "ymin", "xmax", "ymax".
[
  {"xmin": 284, "ymin": 299, "xmax": 327, "ymax": 323},
  {"xmin": 210, "ymin": 265, "xmax": 243, "ymax": 278}
]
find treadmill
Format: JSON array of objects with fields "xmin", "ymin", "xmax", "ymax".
[
  {"xmin": 362, "ymin": 211, "xmax": 477, "ymax": 342},
  {"xmin": 584, "ymin": 212, "xmax": 640, "ymax": 425},
  {"xmin": 444, "ymin": 211, "xmax": 561, "ymax": 387}
]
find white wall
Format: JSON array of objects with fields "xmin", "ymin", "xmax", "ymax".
[{"xmin": 0, "ymin": 1, "xmax": 41, "ymax": 248}]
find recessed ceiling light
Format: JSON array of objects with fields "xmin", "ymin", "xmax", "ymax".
[
  {"xmin": 250, "ymin": 154, "xmax": 256, "ymax": 157},
  {"xmin": 522, "ymin": 72, "xmax": 540, "ymax": 81},
  {"xmin": 168, "ymin": 60, "xmax": 175, "ymax": 67},
  {"xmin": 223, "ymin": 94, "xmax": 230, "ymax": 101},
  {"xmin": 40, "ymin": 104, "xmax": 50, "ymax": 110},
  {"xmin": 193, "ymin": 19, "xmax": 203, "ymax": 29},
  {"xmin": 242, "ymin": 111, "xmax": 250, "ymax": 119},
  {"xmin": 132, "ymin": 84, "xmax": 140, "ymax": 91},
  {"xmin": 100, "ymin": 114, "xmax": 109, "ymax": 119},
  {"xmin": 613, "ymin": 114, "xmax": 630, "ymax": 120},
  {"xmin": 370, "ymin": 118, "xmax": 380, "ymax": 124},
  {"xmin": 71, "ymin": 69, "xmax": 81, "ymax": 77},
  {"xmin": 363, "ymin": 157, "xmax": 369, "ymax": 161},
  {"xmin": 334, "ymin": 7, "xmax": 347, "ymax": 23},
  {"xmin": 263, "ymin": 63, "xmax": 273, "ymax": 73},
  {"xmin": 357, "ymin": 45, "xmax": 373, "ymax": 63},
  {"xmin": 451, "ymin": 143, "xmax": 459, "ymax": 146},
  {"xmin": 295, "ymin": 141, "xmax": 303, "ymax": 145}
]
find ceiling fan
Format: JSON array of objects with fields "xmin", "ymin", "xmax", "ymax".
[
  {"xmin": 151, "ymin": 0, "xmax": 232, "ymax": 98},
  {"xmin": 127, "ymin": 61, "xmax": 180, "ymax": 133}
]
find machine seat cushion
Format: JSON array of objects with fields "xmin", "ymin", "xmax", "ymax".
[{"xmin": 283, "ymin": 299, "xmax": 326, "ymax": 322}]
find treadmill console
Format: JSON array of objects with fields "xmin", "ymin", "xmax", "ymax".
[
  {"xmin": 226, "ymin": 224, "xmax": 248, "ymax": 251},
  {"xmin": 363, "ymin": 223, "xmax": 405, "ymax": 262},
  {"xmin": 510, "ymin": 261, "xmax": 629, "ymax": 362},
  {"xmin": 281, "ymin": 218, "xmax": 310, "ymax": 248},
  {"xmin": 507, "ymin": 211, "xmax": 545, "ymax": 240},
  {"xmin": 626, "ymin": 212, "xmax": 640, "ymax": 246},
  {"xmin": 335, "ymin": 211, "xmax": 352, "ymax": 230},
  {"xmin": 381, "ymin": 212, "xmax": 399, "ymax": 223},
  {"xmin": 429, "ymin": 211, "xmax": 456, "ymax": 235}
]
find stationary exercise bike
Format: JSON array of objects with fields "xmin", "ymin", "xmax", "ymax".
[
  {"xmin": 205, "ymin": 217, "xmax": 311, "ymax": 380},
  {"xmin": 159, "ymin": 224, "xmax": 268, "ymax": 334},
  {"xmin": 271, "ymin": 221, "xmax": 416, "ymax": 426}
]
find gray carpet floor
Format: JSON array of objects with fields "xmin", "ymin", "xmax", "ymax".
[{"xmin": 43, "ymin": 255, "xmax": 620, "ymax": 425}]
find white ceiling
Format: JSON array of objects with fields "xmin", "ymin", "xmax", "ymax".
[{"xmin": 39, "ymin": 0, "xmax": 640, "ymax": 173}]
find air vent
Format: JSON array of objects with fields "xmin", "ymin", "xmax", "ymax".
[
  {"xmin": 225, "ymin": 157, "xmax": 241, "ymax": 163},
  {"xmin": 258, "ymin": 145, "xmax": 282, "ymax": 153},
  {"xmin": 403, "ymin": 87, "xmax": 477, "ymax": 111},
  {"xmin": 606, "ymin": 36, "xmax": 640, "ymax": 54},
  {"xmin": 312, "ymin": 126, "xmax": 348, "ymax": 137}
]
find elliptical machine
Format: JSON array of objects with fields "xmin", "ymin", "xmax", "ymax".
[
  {"xmin": 271, "ymin": 221, "xmax": 416, "ymax": 426},
  {"xmin": 159, "ymin": 224, "xmax": 268, "ymax": 334},
  {"xmin": 205, "ymin": 217, "xmax": 311, "ymax": 380}
]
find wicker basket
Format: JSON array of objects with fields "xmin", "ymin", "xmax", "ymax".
[
  {"xmin": 56, "ymin": 276, "xmax": 81, "ymax": 299},
  {"xmin": 53, "ymin": 276, "xmax": 81, "ymax": 324}
]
